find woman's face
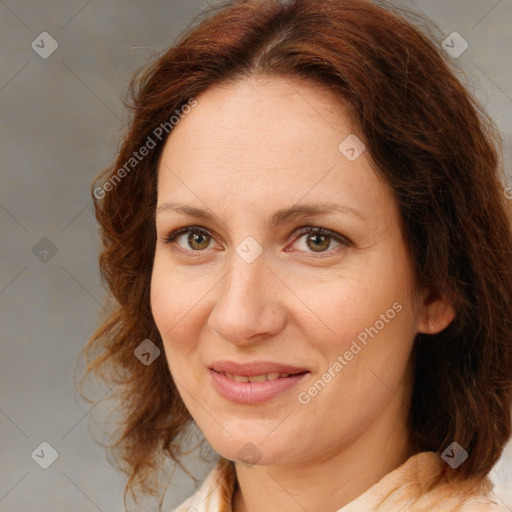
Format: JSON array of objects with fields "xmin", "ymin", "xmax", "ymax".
[{"xmin": 151, "ymin": 76, "xmax": 427, "ymax": 466}]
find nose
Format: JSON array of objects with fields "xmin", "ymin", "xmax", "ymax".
[{"xmin": 207, "ymin": 249, "xmax": 286, "ymax": 346}]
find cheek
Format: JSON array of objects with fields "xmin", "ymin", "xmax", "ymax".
[
  {"xmin": 150, "ymin": 255, "xmax": 199, "ymax": 351},
  {"xmin": 150, "ymin": 262, "xmax": 173, "ymax": 338},
  {"xmin": 288, "ymin": 272, "xmax": 398, "ymax": 349},
  {"xmin": 294, "ymin": 264, "xmax": 417, "ymax": 384},
  {"xmin": 309, "ymin": 304, "xmax": 416, "ymax": 424}
]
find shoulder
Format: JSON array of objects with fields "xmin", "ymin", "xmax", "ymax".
[{"xmin": 340, "ymin": 452, "xmax": 508, "ymax": 512}]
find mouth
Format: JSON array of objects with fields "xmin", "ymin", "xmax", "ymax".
[
  {"xmin": 213, "ymin": 371, "xmax": 306, "ymax": 383},
  {"xmin": 208, "ymin": 361, "xmax": 310, "ymax": 404}
]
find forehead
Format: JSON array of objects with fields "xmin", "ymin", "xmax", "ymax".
[
  {"xmin": 161, "ymin": 75, "xmax": 354, "ymax": 165},
  {"xmin": 156, "ymin": 76, "xmax": 390, "ymax": 223}
]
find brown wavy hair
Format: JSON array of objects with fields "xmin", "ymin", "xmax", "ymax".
[{"xmin": 78, "ymin": 0, "xmax": 512, "ymax": 508}]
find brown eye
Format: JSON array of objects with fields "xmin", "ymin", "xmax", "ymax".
[
  {"xmin": 186, "ymin": 231, "xmax": 211, "ymax": 250},
  {"xmin": 306, "ymin": 232, "xmax": 332, "ymax": 252},
  {"xmin": 292, "ymin": 227, "xmax": 350, "ymax": 254},
  {"xmin": 163, "ymin": 227, "xmax": 214, "ymax": 251}
]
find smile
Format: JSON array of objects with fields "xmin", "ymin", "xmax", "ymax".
[
  {"xmin": 209, "ymin": 368, "xmax": 309, "ymax": 404},
  {"xmin": 220, "ymin": 372, "xmax": 293, "ymax": 382}
]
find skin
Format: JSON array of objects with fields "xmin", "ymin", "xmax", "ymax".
[{"xmin": 150, "ymin": 75, "xmax": 455, "ymax": 512}]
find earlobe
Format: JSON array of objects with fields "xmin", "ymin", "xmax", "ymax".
[{"xmin": 417, "ymin": 288, "xmax": 456, "ymax": 335}]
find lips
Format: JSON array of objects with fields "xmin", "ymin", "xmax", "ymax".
[{"xmin": 209, "ymin": 360, "xmax": 310, "ymax": 404}]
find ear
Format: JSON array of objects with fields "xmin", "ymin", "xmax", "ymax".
[{"xmin": 416, "ymin": 287, "xmax": 456, "ymax": 335}]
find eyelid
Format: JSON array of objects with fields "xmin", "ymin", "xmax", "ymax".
[
  {"xmin": 160, "ymin": 224, "xmax": 352, "ymax": 255},
  {"xmin": 161, "ymin": 225, "xmax": 218, "ymax": 255},
  {"xmin": 292, "ymin": 226, "xmax": 353, "ymax": 250}
]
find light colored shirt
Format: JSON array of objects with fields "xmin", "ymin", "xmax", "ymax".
[{"xmin": 172, "ymin": 451, "xmax": 508, "ymax": 511}]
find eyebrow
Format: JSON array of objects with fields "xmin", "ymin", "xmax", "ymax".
[{"xmin": 156, "ymin": 201, "xmax": 365, "ymax": 227}]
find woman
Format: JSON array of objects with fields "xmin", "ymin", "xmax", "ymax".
[{"xmin": 81, "ymin": 0, "xmax": 512, "ymax": 510}]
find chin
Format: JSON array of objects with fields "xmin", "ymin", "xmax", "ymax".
[{"xmin": 207, "ymin": 431, "xmax": 299, "ymax": 467}]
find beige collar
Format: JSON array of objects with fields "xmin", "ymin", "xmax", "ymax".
[{"xmin": 173, "ymin": 451, "xmax": 507, "ymax": 512}]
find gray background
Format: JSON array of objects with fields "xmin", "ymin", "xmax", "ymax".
[{"xmin": 1, "ymin": 0, "xmax": 511, "ymax": 510}]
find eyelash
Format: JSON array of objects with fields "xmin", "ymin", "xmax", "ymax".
[{"xmin": 160, "ymin": 225, "xmax": 352, "ymax": 258}]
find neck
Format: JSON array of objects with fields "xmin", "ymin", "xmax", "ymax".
[{"xmin": 232, "ymin": 402, "xmax": 415, "ymax": 512}]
